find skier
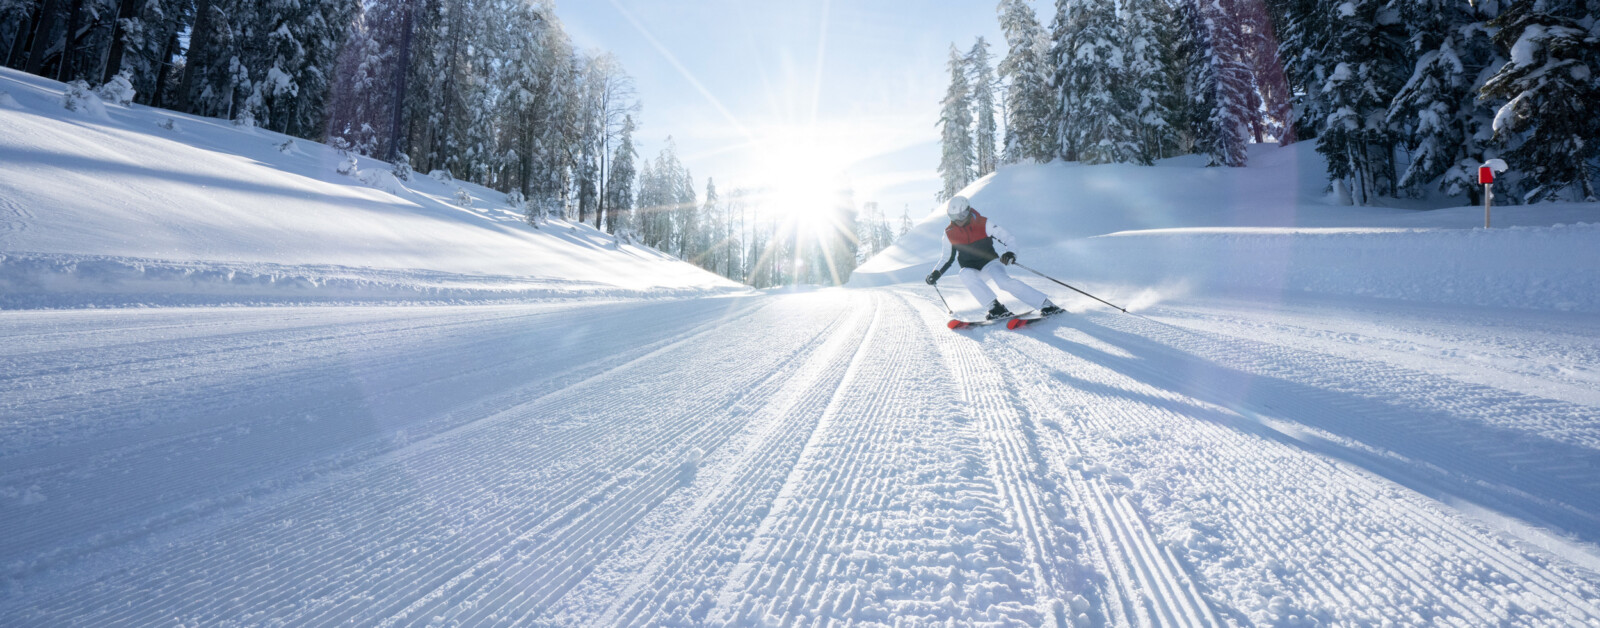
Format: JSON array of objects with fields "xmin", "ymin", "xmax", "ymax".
[{"xmin": 925, "ymin": 195, "xmax": 1062, "ymax": 320}]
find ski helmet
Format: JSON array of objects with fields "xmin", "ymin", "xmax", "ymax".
[{"xmin": 947, "ymin": 196, "xmax": 971, "ymax": 220}]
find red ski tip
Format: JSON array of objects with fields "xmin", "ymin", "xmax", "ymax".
[
  {"xmin": 1006, "ymin": 318, "xmax": 1027, "ymax": 330},
  {"xmin": 947, "ymin": 319, "xmax": 966, "ymax": 330}
]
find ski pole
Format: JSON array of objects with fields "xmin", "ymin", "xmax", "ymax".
[
  {"xmin": 1014, "ymin": 263, "xmax": 1129, "ymax": 313},
  {"xmin": 931, "ymin": 281, "xmax": 955, "ymax": 316}
]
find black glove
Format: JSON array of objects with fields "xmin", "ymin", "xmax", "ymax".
[
  {"xmin": 1000, "ymin": 251, "xmax": 1016, "ymax": 265},
  {"xmin": 925, "ymin": 270, "xmax": 942, "ymax": 285}
]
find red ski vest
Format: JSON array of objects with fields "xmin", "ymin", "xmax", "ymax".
[
  {"xmin": 945, "ymin": 211, "xmax": 988, "ymax": 245},
  {"xmin": 941, "ymin": 210, "xmax": 1000, "ymax": 271}
]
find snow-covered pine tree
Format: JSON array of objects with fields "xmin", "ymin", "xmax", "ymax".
[
  {"xmin": 697, "ymin": 177, "xmax": 720, "ymax": 269},
  {"xmin": 1158, "ymin": 0, "xmax": 1204, "ymax": 156},
  {"xmin": 605, "ymin": 114, "xmax": 638, "ymax": 236},
  {"xmin": 488, "ymin": 0, "xmax": 580, "ymax": 212},
  {"xmin": 1048, "ymin": 0, "xmax": 1081, "ymax": 162},
  {"xmin": 642, "ymin": 138, "xmax": 685, "ymax": 250},
  {"xmin": 1239, "ymin": 0, "xmax": 1293, "ymax": 144},
  {"xmin": 244, "ymin": 0, "xmax": 355, "ymax": 138},
  {"xmin": 405, "ymin": 0, "xmax": 485, "ymax": 177},
  {"xmin": 968, "ymin": 37, "xmax": 1000, "ymax": 176},
  {"xmin": 1123, "ymin": 0, "xmax": 1173, "ymax": 164},
  {"xmin": 175, "ymin": 0, "xmax": 243, "ymax": 118},
  {"xmin": 1385, "ymin": 0, "xmax": 1502, "ymax": 201},
  {"xmin": 1313, "ymin": 0, "xmax": 1406, "ymax": 203},
  {"xmin": 1480, "ymin": 0, "xmax": 1600, "ymax": 202},
  {"xmin": 577, "ymin": 147, "xmax": 600, "ymax": 226},
  {"xmin": 92, "ymin": 0, "xmax": 185, "ymax": 105},
  {"xmin": 938, "ymin": 44, "xmax": 975, "ymax": 199},
  {"xmin": 125, "ymin": 0, "xmax": 184, "ymax": 105},
  {"xmin": 1064, "ymin": 0, "xmax": 1138, "ymax": 164},
  {"xmin": 1176, "ymin": 0, "xmax": 1222, "ymax": 159},
  {"xmin": 675, "ymin": 168, "xmax": 697, "ymax": 259},
  {"xmin": 1265, "ymin": 0, "xmax": 1331, "ymax": 142},
  {"xmin": 635, "ymin": 161, "xmax": 659, "ymax": 245},
  {"xmin": 584, "ymin": 54, "xmax": 638, "ymax": 231},
  {"xmin": 327, "ymin": 3, "xmax": 384, "ymax": 155},
  {"xmin": 1195, "ymin": 0, "xmax": 1253, "ymax": 167},
  {"xmin": 997, "ymin": 0, "xmax": 1056, "ymax": 164}
]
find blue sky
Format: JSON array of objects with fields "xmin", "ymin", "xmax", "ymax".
[{"xmin": 554, "ymin": 0, "xmax": 1027, "ymax": 223}]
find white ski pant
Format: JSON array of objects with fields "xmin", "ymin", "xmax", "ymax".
[{"xmin": 957, "ymin": 260, "xmax": 1048, "ymax": 310}]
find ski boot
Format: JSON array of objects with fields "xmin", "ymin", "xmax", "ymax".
[
  {"xmin": 986, "ymin": 300, "xmax": 1014, "ymax": 320},
  {"xmin": 1038, "ymin": 300, "xmax": 1064, "ymax": 316}
]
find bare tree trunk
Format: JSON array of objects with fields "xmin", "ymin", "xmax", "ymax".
[
  {"xmin": 23, "ymin": 0, "xmax": 61, "ymax": 75},
  {"xmin": 148, "ymin": 30, "xmax": 177, "ymax": 107},
  {"xmin": 3, "ymin": 1, "xmax": 42, "ymax": 68},
  {"xmin": 55, "ymin": 0, "xmax": 84, "ymax": 81},
  {"xmin": 176, "ymin": 0, "xmax": 215, "ymax": 112},
  {"xmin": 98, "ymin": 0, "xmax": 139, "ymax": 83},
  {"xmin": 387, "ymin": 1, "xmax": 413, "ymax": 162}
]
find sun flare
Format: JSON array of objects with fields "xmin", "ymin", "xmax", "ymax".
[{"xmin": 755, "ymin": 134, "xmax": 850, "ymax": 236}]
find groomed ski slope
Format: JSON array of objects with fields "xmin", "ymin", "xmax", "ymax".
[
  {"xmin": 6, "ymin": 63, "xmax": 1600, "ymax": 626},
  {"xmin": 4, "ymin": 289, "xmax": 1600, "ymax": 625}
]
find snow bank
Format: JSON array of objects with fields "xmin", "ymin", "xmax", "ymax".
[
  {"xmin": 1056, "ymin": 225, "xmax": 1600, "ymax": 312},
  {"xmin": 0, "ymin": 253, "xmax": 730, "ymax": 308},
  {"xmin": 853, "ymin": 141, "xmax": 1600, "ymax": 313},
  {"xmin": 0, "ymin": 68, "xmax": 743, "ymax": 308}
]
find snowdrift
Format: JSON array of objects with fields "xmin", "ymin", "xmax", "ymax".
[
  {"xmin": 0, "ymin": 69, "xmax": 743, "ymax": 308},
  {"xmin": 853, "ymin": 143, "xmax": 1600, "ymax": 313}
]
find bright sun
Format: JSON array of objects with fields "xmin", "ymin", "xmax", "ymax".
[{"xmin": 756, "ymin": 136, "xmax": 849, "ymax": 237}]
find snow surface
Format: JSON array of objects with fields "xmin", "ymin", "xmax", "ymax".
[
  {"xmin": 0, "ymin": 68, "xmax": 742, "ymax": 307},
  {"xmin": 4, "ymin": 69, "xmax": 1600, "ymax": 626}
]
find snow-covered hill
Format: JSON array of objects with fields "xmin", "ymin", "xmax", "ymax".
[
  {"xmin": 854, "ymin": 143, "xmax": 1600, "ymax": 313},
  {"xmin": 0, "ymin": 69, "xmax": 742, "ymax": 308}
]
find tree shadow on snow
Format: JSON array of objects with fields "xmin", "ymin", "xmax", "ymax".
[{"xmin": 1023, "ymin": 317, "xmax": 1600, "ymax": 551}]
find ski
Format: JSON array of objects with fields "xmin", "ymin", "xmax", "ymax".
[
  {"xmin": 1006, "ymin": 308, "xmax": 1066, "ymax": 330},
  {"xmin": 947, "ymin": 314, "xmax": 1014, "ymax": 330}
]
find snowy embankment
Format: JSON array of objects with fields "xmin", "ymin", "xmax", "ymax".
[
  {"xmin": 852, "ymin": 143, "xmax": 1600, "ymax": 313},
  {"xmin": 0, "ymin": 68, "xmax": 742, "ymax": 307}
]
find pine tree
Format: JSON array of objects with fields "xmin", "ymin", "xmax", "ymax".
[
  {"xmin": 1175, "ymin": 0, "xmax": 1222, "ymax": 159},
  {"xmin": 997, "ymin": 0, "xmax": 1055, "ymax": 164},
  {"xmin": 175, "ymin": 0, "xmax": 242, "ymax": 118},
  {"xmin": 1240, "ymin": 0, "xmax": 1293, "ymax": 144},
  {"xmin": 968, "ymin": 37, "xmax": 1000, "ymax": 176},
  {"xmin": 697, "ymin": 177, "xmax": 720, "ymax": 269},
  {"xmin": 605, "ymin": 115, "xmax": 638, "ymax": 236},
  {"xmin": 1159, "ymin": 0, "xmax": 1203, "ymax": 156},
  {"xmin": 1048, "ymin": 0, "xmax": 1080, "ymax": 161},
  {"xmin": 405, "ymin": 0, "xmax": 486, "ymax": 177},
  {"xmin": 636, "ymin": 161, "xmax": 660, "ymax": 246},
  {"xmin": 1123, "ymin": 0, "xmax": 1173, "ymax": 164},
  {"xmin": 1071, "ymin": 0, "xmax": 1138, "ymax": 164},
  {"xmin": 938, "ymin": 44, "xmax": 975, "ymax": 199},
  {"xmin": 1266, "ymin": 0, "xmax": 1331, "ymax": 142},
  {"xmin": 1385, "ymin": 0, "xmax": 1501, "ymax": 201},
  {"xmin": 1480, "ymin": 0, "xmax": 1599, "ymax": 201},
  {"xmin": 1314, "ymin": 0, "xmax": 1406, "ymax": 203},
  {"xmin": 327, "ymin": 1, "xmax": 388, "ymax": 156},
  {"xmin": 1196, "ymin": 0, "xmax": 1253, "ymax": 167},
  {"xmin": 675, "ymin": 168, "xmax": 697, "ymax": 259}
]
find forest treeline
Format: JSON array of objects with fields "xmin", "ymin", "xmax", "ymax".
[{"xmin": 942, "ymin": 0, "xmax": 1599, "ymax": 205}]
